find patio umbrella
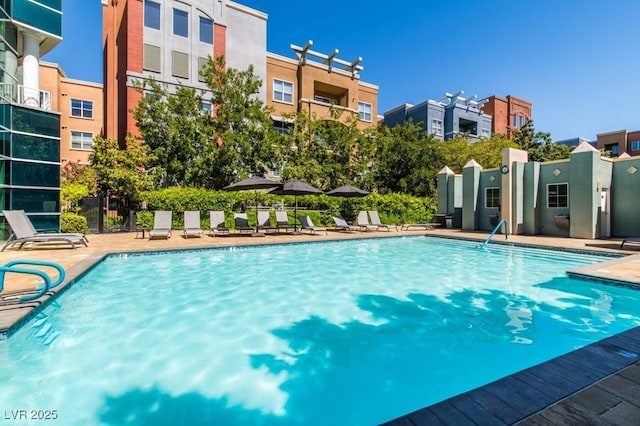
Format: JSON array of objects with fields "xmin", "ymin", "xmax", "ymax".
[
  {"xmin": 271, "ymin": 179, "xmax": 323, "ymax": 234},
  {"xmin": 223, "ymin": 176, "xmax": 282, "ymax": 236},
  {"xmin": 325, "ymin": 185, "xmax": 369, "ymax": 198}
]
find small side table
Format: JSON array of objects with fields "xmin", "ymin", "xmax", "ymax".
[{"xmin": 135, "ymin": 227, "xmax": 149, "ymax": 239}]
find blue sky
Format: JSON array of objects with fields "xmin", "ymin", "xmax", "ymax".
[{"xmin": 44, "ymin": 0, "xmax": 640, "ymax": 141}]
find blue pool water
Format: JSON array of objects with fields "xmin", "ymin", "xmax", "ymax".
[{"xmin": 1, "ymin": 236, "xmax": 640, "ymax": 425}]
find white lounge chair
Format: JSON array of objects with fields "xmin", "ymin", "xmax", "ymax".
[
  {"xmin": 1, "ymin": 210, "xmax": 88, "ymax": 251},
  {"xmin": 257, "ymin": 211, "xmax": 276, "ymax": 233},
  {"xmin": 149, "ymin": 211, "xmax": 172, "ymax": 239},
  {"xmin": 299, "ymin": 215, "xmax": 327, "ymax": 235},
  {"xmin": 368, "ymin": 211, "xmax": 397, "ymax": 232},
  {"xmin": 332, "ymin": 215, "xmax": 360, "ymax": 232},
  {"xmin": 183, "ymin": 211, "xmax": 204, "ymax": 238},
  {"xmin": 275, "ymin": 211, "xmax": 296, "ymax": 233},
  {"xmin": 209, "ymin": 211, "xmax": 230, "ymax": 237},
  {"xmin": 620, "ymin": 237, "xmax": 640, "ymax": 249},
  {"xmin": 356, "ymin": 211, "xmax": 378, "ymax": 232}
]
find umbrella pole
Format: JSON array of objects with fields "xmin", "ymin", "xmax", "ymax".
[{"xmin": 252, "ymin": 189, "xmax": 265, "ymax": 237}]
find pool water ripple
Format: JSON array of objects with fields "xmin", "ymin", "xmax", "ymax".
[{"xmin": 1, "ymin": 237, "xmax": 640, "ymax": 425}]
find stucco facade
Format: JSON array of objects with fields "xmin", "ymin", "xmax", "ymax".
[
  {"xmin": 266, "ymin": 47, "xmax": 378, "ymax": 131},
  {"xmin": 438, "ymin": 143, "xmax": 640, "ymax": 239},
  {"xmin": 39, "ymin": 62, "xmax": 104, "ymax": 165}
]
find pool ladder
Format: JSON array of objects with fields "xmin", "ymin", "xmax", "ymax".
[
  {"xmin": 0, "ymin": 260, "xmax": 66, "ymax": 303},
  {"xmin": 480, "ymin": 219, "xmax": 509, "ymax": 248}
]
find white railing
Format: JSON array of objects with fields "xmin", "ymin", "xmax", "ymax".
[{"xmin": 0, "ymin": 84, "xmax": 52, "ymax": 111}]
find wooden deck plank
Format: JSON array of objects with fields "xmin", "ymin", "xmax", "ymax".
[
  {"xmin": 618, "ymin": 363, "xmax": 640, "ymax": 383},
  {"xmin": 522, "ymin": 399, "xmax": 617, "ymax": 426},
  {"xmin": 600, "ymin": 401, "xmax": 640, "ymax": 425},
  {"xmin": 596, "ymin": 374, "xmax": 640, "ymax": 407},
  {"xmin": 426, "ymin": 401, "xmax": 478, "ymax": 426},
  {"xmin": 447, "ymin": 394, "xmax": 507, "ymax": 426},
  {"xmin": 565, "ymin": 385, "xmax": 621, "ymax": 415}
]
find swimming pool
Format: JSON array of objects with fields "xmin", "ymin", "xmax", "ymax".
[{"xmin": 1, "ymin": 236, "xmax": 640, "ymax": 425}]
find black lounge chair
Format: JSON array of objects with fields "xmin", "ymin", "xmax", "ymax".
[{"xmin": 234, "ymin": 213, "xmax": 254, "ymax": 234}]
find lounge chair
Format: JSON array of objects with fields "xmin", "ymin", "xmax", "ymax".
[
  {"xmin": 209, "ymin": 211, "xmax": 230, "ymax": 237},
  {"xmin": 149, "ymin": 210, "xmax": 172, "ymax": 239},
  {"xmin": 183, "ymin": 211, "xmax": 204, "ymax": 238},
  {"xmin": 400, "ymin": 223, "xmax": 441, "ymax": 231},
  {"xmin": 1, "ymin": 210, "xmax": 88, "ymax": 251},
  {"xmin": 332, "ymin": 215, "xmax": 361, "ymax": 232},
  {"xmin": 620, "ymin": 237, "xmax": 640, "ymax": 249},
  {"xmin": 368, "ymin": 210, "xmax": 397, "ymax": 232},
  {"xmin": 234, "ymin": 213, "xmax": 254, "ymax": 234},
  {"xmin": 299, "ymin": 215, "xmax": 327, "ymax": 235},
  {"xmin": 356, "ymin": 211, "xmax": 379, "ymax": 232},
  {"xmin": 275, "ymin": 211, "xmax": 296, "ymax": 233},
  {"xmin": 257, "ymin": 211, "xmax": 277, "ymax": 233}
]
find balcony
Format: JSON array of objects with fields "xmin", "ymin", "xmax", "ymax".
[{"xmin": 0, "ymin": 83, "xmax": 51, "ymax": 111}]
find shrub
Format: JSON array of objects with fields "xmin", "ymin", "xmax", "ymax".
[{"xmin": 61, "ymin": 213, "xmax": 88, "ymax": 234}]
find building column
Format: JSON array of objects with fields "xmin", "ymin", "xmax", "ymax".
[
  {"xmin": 22, "ymin": 32, "xmax": 41, "ymax": 108},
  {"xmin": 462, "ymin": 159, "xmax": 482, "ymax": 231}
]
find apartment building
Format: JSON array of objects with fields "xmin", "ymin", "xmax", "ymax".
[
  {"xmin": 0, "ymin": 0, "xmax": 63, "ymax": 233},
  {"xmin": 102, "ymin": 0, "xmax": 267, "ymax": 144},
  {"xmin": 480, "ymin": 95, "xmax": 532, "ymax": 136},
  {"xmin": 39, "ymin": 62, "xmax": 104, "ymax": 165},
  {"xmin": 383, "ymin": 91, "xmax": 492, "ymax": 141},
  {"xmin": 596, "ymin": 129, "xmax": 640, "ymax": 157},
  {"xmin": 266, "ymin": 41, "xmax": 378, "ymax": 131}
]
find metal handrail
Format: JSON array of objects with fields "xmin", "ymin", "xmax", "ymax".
[
  {"xmin": 0, "ymin": 260, "xmax": 65, "ymax": 303},
  {"xmin": 480, "ymin": 219, "xmax": 509, "ymax": 248}
]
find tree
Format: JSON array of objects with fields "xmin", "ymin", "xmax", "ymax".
[
  {"xmin": 511, "ymin": 120, "xmax": 570, "ymax": 162},
  {"xmin": 133, "ymin": 56, "xmax": 277, "ymax": 189},
  {"xmin": 90, "ymin": 135, "xmax": 156, "ymax": 202}
]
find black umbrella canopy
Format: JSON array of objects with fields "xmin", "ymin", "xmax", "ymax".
[
  {"xmin": 325, "ymin": 185, "xmax": 369, "ymax": 198},
  {"xmin": 223, "ymin": 176, "xmax": 282, "ymax": 192},
  {"xmin": 271, "ymin": 179, "xmax": 323, "ymax": 233},
  {"xmin": 275, "ymin": 179, "xmax": 323, "ymax": 196},
  {"xmin": 223, "ymin": 176, "xmax": 281, "ymax": 236}
]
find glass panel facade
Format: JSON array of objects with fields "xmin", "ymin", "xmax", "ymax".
[
  {"xmin": 13, "ymin": 106, "xmax": 60, "ymax": 137},
  {"xmin": 12, "ymin": 0, "xmax": 62, "ymax": 37},
  {"xmin": 12, "ymin": 133, "xmax": 59, "ymax": 162},
  {"xmin": 10, "ymin": 188, "xmax": 60, "ymax": 213},
  {"xmin": 11, "ymin": 161, "xmax": 59, "ymax": 187}
]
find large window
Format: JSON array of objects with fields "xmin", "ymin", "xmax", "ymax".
[
  {"xmin": 70, "ymin": 99, "xmax": 93, "ymax": 119},
  {"xmin": 485, "ymin": 187, "xmax": 500, "ymax": 208},
  {"xmin": 70, "ymin": 131, "xmax": 93, "ymax": 150},
  {"xmin": 547, "ymin": 183, "xmax": 568, "ymax": 208},
  {"xmin": 173, "ymin": 9, "xmax": 188, "ymax": 38},
  {"xmin": 358, "ymin": 102, "xmax": 372, "ymax": 122},
  {"xmin": 273, "ymin": 79, "xmax": 293, "ymax": 103},
  {"xmin": 199, "ymin": 16, "xmax": 213, "ymax": 44},
  {"xmin": 431, "ymin": 119, "xmax": 443, "ymax": 136},
  {"xmin": 144, "ymin": 0, "xmax": 161, "ymax": 30}
]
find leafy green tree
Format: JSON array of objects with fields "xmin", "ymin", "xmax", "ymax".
[
  {"xmin": 90, "ymin": 135, "xmax": 155, "ymax": 202},
  {"xmin": 511, "ymin": 120, "xmax": 570, "ymax": 162},
  {"xmin": 133, "ymin": 56, "xmax": 277, "ymax": 189}
]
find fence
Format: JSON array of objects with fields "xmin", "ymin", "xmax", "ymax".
[{"xmin": 79, "ymin": 196, "xmax": 136, "ymax": 234}]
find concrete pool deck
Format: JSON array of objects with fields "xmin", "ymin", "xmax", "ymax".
[{"xmin": 2, "ymin": 228, "xmax": 640, "ymax": 424}]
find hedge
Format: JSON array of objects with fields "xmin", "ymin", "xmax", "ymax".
[{"xmin": 138, "ymin": 187, "xmax": 437, "ymax": 230}]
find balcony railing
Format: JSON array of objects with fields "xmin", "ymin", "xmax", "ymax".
[{"xmin": 0, "ymin": 83, "xmax": 51, "ymax": 111}]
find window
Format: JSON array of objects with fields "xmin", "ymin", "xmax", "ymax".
[
  {"xmin": 144, "ymin": 0, "xmax": 161, "ymax": 30},
  {"xmin": 173, "ymin": 9, "xmax": 188, "ymax": 37},
  {"xmin": 273, "ymin": 79, "xmax": 293, "ymax": 103},
  {"xmin": 70, "ymin": 131, "xmax": 93, "ymax": 150},
  {"xmin": 272, "ymin": 120, "xmax": 292, "ymax": 134},
  {"xmin": 198, "ymin": 57, "xmax": 208, "ymax": 82},
  {"xmin": 143, "ymin": 44, "xmax": 161, "ymax": 73},
  {"xmin": 482, "ymin": 128, "xmax": 490, "ymax": 137},
  {"xmin": 431, "ymin": 119, "xmax": 443, "ymax": 136},
  {"xmin": 630, "ymin": 141, "xmax": 640, "ymax": 151},
  {"xmin": 199, "ymin": 16, "xmax": 213, "ymax": 44},
  {"xmin": 485, "ymin": 187, "xmax": 500, "ymax": 208},
  {"xmin": 314, "ymin": 95, "xmax": 333, "ymax": 104},
  {"xmin": 70, "ymin": 99, "xmax": 93, "ymax": 118},
  {"xmin": 358, "ymin": 102, "xmax": 372, "ymax": 122},
  {"xmin": 172, "ymin": 51, "xmax": 189, "ymax": 78},
  {"xmin": 547, "ymin": 183, "xmax": 568, "ymax": 208},
  {"xmin": 202, "ymin": 102, "xmax": 212, "ymax": 114}
]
